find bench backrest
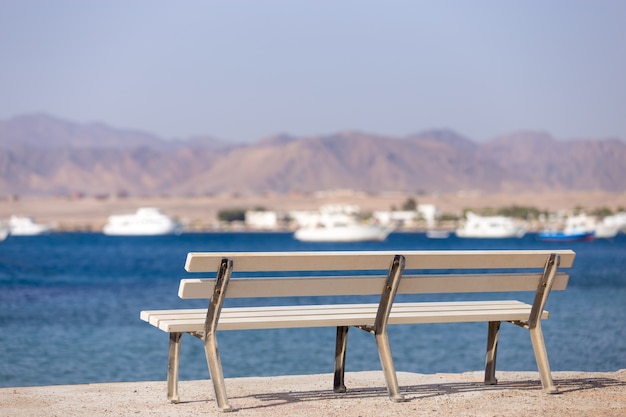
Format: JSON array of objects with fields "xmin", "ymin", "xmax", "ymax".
[{"xmin": 179, "ymin": 250, "xmax": 575, "ymax": 300}]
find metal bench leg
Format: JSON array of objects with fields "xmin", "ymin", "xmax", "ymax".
[
  {"xmin": 167, "ymin": 332, "xmax": 182, "ymax": 403},
  {"xmin": 375, "ymin": 329, "xmax": 405, "ymax": 402},
  {"xmin": 203, "ymin": 258, "xmax": 234, "ymax": 412},
  {"xmin": 334, "ymin": 326, "xmax": 349, "ymax": 393},
  {"xmin": 374, "ymin": 254, "xmax": 407, "ymax": 403},
  {"xmin": 527, "ymin": 253, "xmax": 560, "ymax": 394},
  {"xmin": 484, "ymin": 321, "xmax": 500, "ymax": 385},
  {"xmin": 529, "ymin": 322, "xmax": 559, "ymax": 393},
  {"xmin": 204, "ymin": 334, "xmax": 232, "ymax": 411}
]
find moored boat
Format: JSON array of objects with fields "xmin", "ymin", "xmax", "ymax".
[
  {"xmin": 593, "ymin": 223, "xmax": 619, "ymax": 239},
  {"xmin": 537, "ymin": 229, "xmax": 595, "ymax": 242},
  {"xmin": 455, "ymin": 212, "xmax": 526, "ymax": 238},
  {"xmin": 538, "ymin": 213, "xmax": 595, "ymax": 242},
  {"xmin": 425, "ymin": 230, "xmax": 450, "ymax": 239},
  {"xmin": 0, "ymin": 222, "xmax": 8, "ymax": 242},
  {"xmin": 8, "ymin": 215, "xmax": 53, "ymax": 236},
  {"xmin": 294, "ymin": 222, "xmax": 394, "ymax": 242},
  {"xmin": 103, "ymin": 208, "xmax": 182, "ymax": 236},
  {"xmin": 292, "ymin": 203, "xmax": 394, "ymax": 242},
  {"xmin": 593, "ymin": 213, "xmax": 625, "ymax": 238}
]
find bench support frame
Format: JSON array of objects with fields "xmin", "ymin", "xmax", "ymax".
[
  {"xmin": 333, "ymin": 255, "xmax": 407, "ymax": 402},
  {"xmin": 203, "ymin": 258, "xmax": 234, "ymax": 412},
  {"xmin": 483, "ymin": 253, "xmax": 561, "ymax": 393},
  {"xmin": 166, "ymin": 258, "xmax": 236, "ymax": 410},
  {"xmin": 167, "ymin": 332, "xmax": 182, "ymax": 403}
]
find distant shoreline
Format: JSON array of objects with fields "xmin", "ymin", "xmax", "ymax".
[{"xmin": 1, "ymin": 190, "xmax": 625, "ymax": 232}]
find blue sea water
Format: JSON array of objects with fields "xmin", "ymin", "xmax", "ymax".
[{"xmin": 1, "ymin": 232, "xmax": 625, "ymax": 388}]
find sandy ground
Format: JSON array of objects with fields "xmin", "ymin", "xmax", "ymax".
[
  {"xmin": 2, "ymin": 370, "xmax": 625, "ymax": 417},
  {"xmin": 2, "ymin": 190, "xmax": 626, "ymax": 231}
]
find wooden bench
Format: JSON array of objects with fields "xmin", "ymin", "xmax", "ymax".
[{"xmin": 140, "ymin": 249, "xmax": 575, "ymax": 412}]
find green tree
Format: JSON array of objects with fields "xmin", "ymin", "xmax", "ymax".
[
  {"xmin": 401, "ymin": 197, "xmax": 417, "ymax": 211},
  {"xmin": 218, "ymin": 208, "xmax": 246, "ymax": 222},
  {"xmin": 591, "ymin": 207, "xmax": 613, "ymax": 218},
  {"xmin": 439, "ymin": 213, "xmax": 460, "ymax": 221}
]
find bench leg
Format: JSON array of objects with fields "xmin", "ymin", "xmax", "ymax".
[
  {"xmin": 484, "ymin": 321, "xmax": 500, "ymax": 385},
  {"xmin": 334, "ymin": 326, "xmax": 349, "ymax": 393},
  {"xmin": 202, "ymin": 257, "xmax": 234, "ymax": 412},
  {"xmin": 529, "ymin": 322, "xmax": 559, "ymax": 393},
  {"xmin": 167, "ymin": 332, "xmax": 182, "ymax": 403},
  {"xmin": 373, "ymin": 254, "xmax": 406, "ymax": 403},
  {"xmin": 375, "ymin": 330, "xmax": 405, "ymax": 402},
  {"xmin": 204, "ymin": 334, "xmax": 233, "ymax": 412},
  {"xmin": 485, "ymin": 321, "xmax": 500, "ymax": 385}
]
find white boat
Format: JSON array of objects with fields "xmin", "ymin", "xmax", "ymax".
[
  {"xmin": 456, "ymin": 212, "xmax": 526, "ymax": 238},
  {"xmin": 594, "ymin": 212, "xmax": 625, "ymax": 238},
  {"xmin": 594, "ymin": 223, "xmax": 619, "ymax": 239},
  {"xmin": 103, "ymin": 208, "xmax": 182, "ymax": 236},
  {"xmin": 425, "ymin": 230, "xmax": 450, "ymax": 239},
  {"xmin": 538, "ymin": 213, "xmax": 596, "ymax": 242},
  {"xmin": 292, "ymin": 204, "xmax": 394, "ymax": 242},
  {"xmin": 294, "ymin": 222, "xmax": 394, "ymax": 242},
  {"xmin": 0, "ymin": 222, "xmax": 8, "ymax": 241},
  {"xmin": 8, "ymin": 215, "xmax": 53, "ymax": 236}
]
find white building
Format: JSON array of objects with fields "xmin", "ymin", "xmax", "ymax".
[
  {"xmin": 289, "ymin": 204, "xmax": 361, "ymax": 228},
  {"xmin": 373, "ymin": 204, "xmax": 440, "ymax": 228},
  {"xmin": 417, "ymin": 204, "xmax": 439, "ymax": 227},
  {"xmin": 244, "ymin": 210, "xmax": 279, "ymax": 229}
]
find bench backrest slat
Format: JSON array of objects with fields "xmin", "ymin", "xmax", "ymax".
[
  {"xmin": 178, "ymin": 272, "xmax": 570, "ymax": 299},
  {"xmin": 185, "ymin": 250, "xmax": 575, "ymax": 273},
  {"xmin": 179, "ymin": 249, "xmax": 574, "ymax": 300}
]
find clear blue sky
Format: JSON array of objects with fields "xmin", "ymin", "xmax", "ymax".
[{"xmin": 1, "ymin": 0, "xmax": 625, "ymax": 143}]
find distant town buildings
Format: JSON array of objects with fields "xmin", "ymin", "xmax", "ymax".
[
  {"xmin": 373, "ymin": 204, "xmax": 439, "ymax": 228},
  {"xmin": 244, "ymin": 210, "xmax": 279, "ymax": 230},
  {"xmin": 244, "ymin": 203, "xmax": 441, "ymax": 230}
]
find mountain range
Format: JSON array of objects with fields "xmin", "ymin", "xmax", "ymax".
[{"xmin": 1, "ymin": 114, "xmax": 625, "ymax": 197}]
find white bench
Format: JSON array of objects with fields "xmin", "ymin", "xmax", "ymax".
[{"xmin": 141, "ymin": 249, "xmax": 575, "ymax": 412}]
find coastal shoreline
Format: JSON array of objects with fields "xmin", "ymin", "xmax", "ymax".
[
  {"xmin": 2, "ymin": 370, "xmax": 624, "ymax": 416},
  {"xmin": 1, "ymin": 190, "xmax": 625, "ymax": 232}
]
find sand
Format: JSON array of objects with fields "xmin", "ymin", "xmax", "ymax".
[{"xmin": 2, "ymin": 370, "xmax": 625, "ymax": 417}]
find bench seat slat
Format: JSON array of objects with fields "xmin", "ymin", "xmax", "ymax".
[
  {"xmin": 141, "ymin": 300, "xmax": 531, "ymax": 324},
  {"xmin": 141, "ymin": 300, "xmax": 544, "ymax": 332}
]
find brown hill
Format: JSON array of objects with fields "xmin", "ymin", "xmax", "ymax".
[{"xmin": 1, "ymin": 114, "xmax": 625, "ymax": 197}]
